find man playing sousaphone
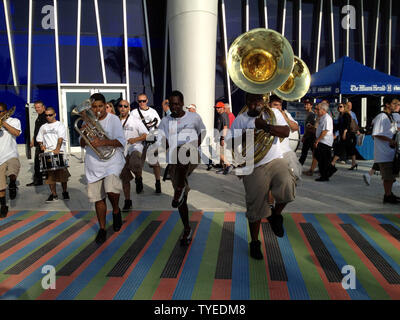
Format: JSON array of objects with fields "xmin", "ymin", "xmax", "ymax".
[
  {"xmin": 230, "ymin": 93, "xmax": 296, "ymax": 260},
  {"xmin": 79, "ymin": 93, "xmax": 126, "ymax": 244},
  {"xmin": 36, "ymin": 107, "xmax": 71, "ymax": 203}
]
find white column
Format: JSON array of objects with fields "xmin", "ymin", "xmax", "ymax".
[{"xmin": 167, "ymin": 0, "xmax": 218, "ymax": 135}]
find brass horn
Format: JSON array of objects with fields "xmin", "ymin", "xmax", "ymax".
[
  {"xmin": 273, "ymin": 56, "xmax": 311, "ymax": 101},
  {"xmin": 227, "ymin": 28, "xmax": 294, "ymax": 94}
]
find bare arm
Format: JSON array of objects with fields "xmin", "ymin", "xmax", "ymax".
[
  {"xmin": 255, "ymin": 118, "xmax": 290, "ymax": 138},
  {"xmin": 2, "ymin": 121, "xmax": 21, "ymax": 137},
  {"xmin": 281, "ymin": 110, "xmax": 299, "ymax": 131}
]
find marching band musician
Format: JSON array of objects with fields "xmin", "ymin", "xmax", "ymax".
[
  {"xmin": 131, "ymin": 93, "xmax": 162, "ymax": 193},
  {"xmin": 118, "ymin": 99, "xmax": 149, "ymax": 211},
  {"xmin": 230, "ymin": 93, "xmax": 296, "ymax": 260},
  {"xmin": 158, "ymin": 90, "xmax": 206, "ymax": 245},
  {"xmin": 0, "ymin": 103, "xmax": 21, "ymax": 218},
  {"xmin": 36, "ymin": 107, "xmax": 71, "ymax": 203},
  {"xmin": 80, "ymin": 93, "xmax": 126, "ymax": 244}
]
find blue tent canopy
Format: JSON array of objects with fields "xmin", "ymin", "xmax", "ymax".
[{"xmin": 307, "ymin": 56, "xmax": 400, "ymax": 96}]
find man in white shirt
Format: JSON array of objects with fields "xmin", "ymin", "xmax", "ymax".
[
  {"xmin": 313, "ymin": 102, "xmax": 334, "ymax": 182},
  {"xmin": 158, "ymin": 90, "xmax": 206, "ymax": 246},
  {"xmin": 372, "ymin": 96, "xmax": 400, "ymax": 203},
  {"xmin": 0, "ymin": 103, "xmax": 21, "ymax": 218},
  {"xmin": 118, "ymin": 99, "xmax": 149, "ymax": 211},
  {"xmin": 131, "ymin": 93, "xmax": 162, "ymax": 193},
  {"xmin": 230, "ymin": 93, "xmax": 296, "ymax": 260},
  {"xmin": 80, "ymin": 93, "xmax": 126, "ymax": 244},
  {"xmin": 36, "ymin": 107, "xmax": 71, "ymax": 202}
]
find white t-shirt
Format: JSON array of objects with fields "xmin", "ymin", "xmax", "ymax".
[
  {"xmin": 316, "ymin": 113, "xmax": 334, "ymax": 147},
  {"xmin": 131, "ymin": 107, "xmax": 161, "ymax": 129},
  {"xmin": 84, "ymin": 113, "xmax": 126, "ymax": 183},
  {"xmin": 372, "ymin": 113, "xmax": 397, "ymax": 163},
  {"xmin": 0, "ymin": 117, "xmax": 21, "ymax": 165},
  {"xmin": 230, "ymin": 108, "xmax": 287, "ymax": 169},
  {"xmin": 36, "ymin": 121, "xmax": 67, "ymax": 152},
  {"xmin": 280, "ymin": 110, "xmax": 298, "ymax": 154},
  {"xmin": 158, "ymin": 111, "xmax": 206, "ymax": 149},
  {"xmin": 392, "ymin": 112, "xmax": 400, "ymax": 129},
  {"xmin": 120, "ymin": 115, "xmax": 149, "ymax": 155}
]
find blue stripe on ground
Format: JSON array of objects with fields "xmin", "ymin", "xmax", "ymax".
[
  {"xmin": 277, "ymin": 220, "xmax": 310, "ymax": 300},
  {"xmin": 0, "ymin": 211, "xmax": 29, "ymax": 226},
  {"xmin": 303, "ymin": 214, "xmax": 370, "ymax": 300},
  {"xmin": 0, "ymin": 211, "xmax": 89, "ymax": 272},
  {"xmin": 338, "ymin": 214, "xmax": 400, "ymax": 278},
  {"xmin": 172, "ymin": 212, "xmax": 214, "ymax": 300},
  {"xmin": 0, "ymin": 211, "xmax": 60, "ymax": 245},
  {"xmin": 231, "ymin": 212, "xmax": 250, "ymax": 300},
  {"xmin": 372, "ymin": 214, "xmax": 400, "ymax": 230},
  {"xmin": 56, "ymin": 211, "xmax": 151, "ymax": 300},
  {"xmin": 114, "ymin": 213, "xmax": 180, "ymax": 300},
  {"xmin": 1, "ymin": 214, "xmax": 113, "ymax": 300}
]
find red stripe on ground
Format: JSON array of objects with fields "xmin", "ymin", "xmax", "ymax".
[
  {"xmin": 0, "ymin": 211, "xmax": 94, "ymax": 297},
  {"xmin": 360, "ymin": 214, "xmax": 400, "ymax": 251},
  {"xmin": 291, "ymin": 213, "xmax": 350, "ymax": 300},
  {"xmin": 36, "ymin": 211, "xmax": 141, "ymax": 300},
  {"xmin": 0, "ymin": 211, "xmax": 49, "ymax": 238},
  {"xmin": 224, "ymin": 212, "xmax": 236, "ymax": 222},
  {"xmin": 94, "ymin": 211, "xmax": 172, "ymax": 300},
  {"xmin": 260, "ymin": 216, "xmax": 290, "ymax": 300},
  {"xmin": 152, "ymin": 212, "xmax": 203, "ymax": 300},
  {"xmin": 0, "ymin": 211, "xmax": 78, "ymax": 262},
  {"xmin": 326, "ymin": 214, "xmax": 400, "ymax": 300},
  {"xmin": 211, "ymin": 279, "xmax": 231, "ymax": 300}
]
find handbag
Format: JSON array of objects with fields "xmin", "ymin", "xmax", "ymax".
[{"xmin": 350, "ymin": 118, "xmax": 359, "ymax": 133}]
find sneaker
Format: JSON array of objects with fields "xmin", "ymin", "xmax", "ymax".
[
  {"xmin": 135, "ymin": 177, "xmax": 143, "ymax": 194},
  {"xmin": 172, "ymin": 187, "xmax": 186, "ymax": 208},
  {"xmin": 62, "ymin": 192, "xmax": 70, "ymax": 200},
  {"xmin": 0, "ymin": 205, "xmax": 8, "ymax": 218},
  {"xmin": 95, "ymin": 228, "xmax": 107, "ymax": 244},
  {"xmin": 223, "ymin": 165, "xmax": 233, "ymax": 175},
  {"xmin": 267, "ymin": 213, "xmax": 284, "ymax": 238},
  {"xmin": 315, "ymin": 177, "xmax": 329, "ymax": 182},
  {"xmin": 9, "ymin": 181, "xmax": 17, "ymax": 200},
  {"xmin": 363, "ymin": 173, "xmax": 371, "ymax": 186},
  {"xmin": 155, "ymin": 180, "xmax": 161, "ymax": 193},
  {"xmin": 112, "ymin": 209, "xmax": 122, "ymax": 232},
  {"xmin": 383, "ymin": 194, "xmax": 400, "ymax": 204},
  {"xmin": 206, "ymin": 164, "xmax": 212, "ymax": 171},
  {"xmin": 46, "ymin": 194, "xmax": 58, "ymax": 202},
  {"xmin": 180, "ymin": 227, "xmax": 193, "ymax": 246},
  {"xmin": 328, "ymin": 165, "xmax": 337, "ymax": 177},
  {"xmin": 215, "ymin": 168, "xmax": 225, "ymax": 174},
  {"xmin": 393, "ymin": 181, "xmax": 400, "ymax": 188},
  {"xmin": 122, "ymin": 199, "xmax": 132, "ymax": 211},
  {"xmin": 249, "ymin": 240, "xmax": 263, "ymax": 260}
]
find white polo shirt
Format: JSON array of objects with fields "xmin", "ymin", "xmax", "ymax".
[{"xmin": 316, "ymin": 113, "xmax": 334, "ymax": 147}]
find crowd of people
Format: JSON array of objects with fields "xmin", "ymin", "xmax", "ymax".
[{"xmin": 1, "ymin": 92, "xmax": 400, "ymax": 260}]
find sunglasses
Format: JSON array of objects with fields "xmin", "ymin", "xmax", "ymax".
[
  {"xmin": 138, "ymin": 100, "xmax": 147, "ymax": 103},
  {"xmin": 119, "ymin": 104, "xmax": 129, "ymax": 108},
  {"xmin": 45, "ymin": 113, "xmax": 54, "ymax": 117}
]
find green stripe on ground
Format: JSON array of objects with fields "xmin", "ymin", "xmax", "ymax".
[
  {"xmin": 47, "ymin": 211, "xmax": 92, "ymax": 220},
  {"xmin": 382, "ymin": 214, "xmax": 400, "ymax": 228},
  {"xmin": 14, "ymin": 210, "xmax": 41, "ymax": 220},
  {"xmin": 350, "ymin": 215, "xmax": 400, "ymax": 266},
  {"xmin": 315, "ymin": 215, "xmax": 389, "ymax": 300},
  {"xmin": 190, "ymin": 212, "xmax": 224, "ymax": 300},
  {"xmin": 285, "ymin": 214, "xmax": 329, "ymax": 300},
  {"xmin": 132, "ymin": 212, "xmax": 191, "ymax": 300},
  {"xmin": 75, "ymin": 211, "xmax": 163, "ymax": 300},
  {"xmin": 248, "ymin": 226, "xmax": 269, "ymax": 300}
]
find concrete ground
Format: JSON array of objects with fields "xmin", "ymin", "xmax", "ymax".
[{"xmin": 6, "ymin": 146, "xmax": 399, "ymax": 214}]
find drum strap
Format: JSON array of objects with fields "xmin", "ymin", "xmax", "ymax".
[{"xmin": 122, "ymin": 115, "xmax": 130, "ymax": 128}]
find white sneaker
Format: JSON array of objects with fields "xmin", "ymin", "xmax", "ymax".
[
  {"xmin": 393, "ymin": 181, "xmax": 400, "ymax": 188},
  {"xmin": 363, "ymin": 173, "xmax": 371, "ymax": 186}
]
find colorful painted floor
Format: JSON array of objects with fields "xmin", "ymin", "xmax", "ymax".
[{"xmin": 0, "ymin": 210, "xmax": 399, "ymax": 300}]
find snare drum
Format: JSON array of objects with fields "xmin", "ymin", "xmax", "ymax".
[
  {"xmin": 39, "ymin": 152, "xmax": 69, "ymax": 172},
  {"xmin": 289, "ymin": 130, "xmax": 300, "ymax": 152}
]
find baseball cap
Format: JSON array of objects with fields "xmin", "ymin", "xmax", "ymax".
[
  {"xmin": 215, "ymin": 101, "xmax": 224, "ymax": 108},
  {"xmin": 302, "ymin": 99, "xmax": 312, "ymax": 104}
]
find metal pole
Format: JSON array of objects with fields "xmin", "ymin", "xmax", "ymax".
[
  {"xmin": 221, "ymin": 0, "xmax": 232, "ymax": 109},
  {"xmin": 143, "ymin": 0, "xmax": 155, "ymax": 92},
  {"xmin": 75, "ymin": 0, "xmax": 81, "ymax": 83},
  {"xmin": 123, "ymin": 0, "xmax": 130, "ymax": 99},
  {"xmin": 94, "ymin": 0, "xmax": 107, "ymax": 83},
  {"xmin": 27, "ymin": 0, "xmax": 33, "ymax": 104}
]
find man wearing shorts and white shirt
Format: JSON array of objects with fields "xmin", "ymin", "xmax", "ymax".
[
  {"xmin": 372, "ymin": 96, "xmax": 400, "ymax": 204},
  {"xmin": 36, "ymin": 107, "xmax": 71, "ymax": 202},
  {"xmin": 0, "ymin": 103, "xmax": 21, "ymax": 218},
  {"xmin": 131, "ymin": 93, "xmax": 162, "ymax": 193},
  {"xmin": 80, "ymin": 93, "xmax": 126, "ymax": 244},
  {"xmin": 118, "ymin": 99, "xmax": 149, "ymax": 211},
  {"xmin": 230, "ymin": 93, "xmax": 296, "ymax": 260}
]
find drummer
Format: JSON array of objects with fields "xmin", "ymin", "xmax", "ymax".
[{"xmin": 36, "ymin": 107, "xmax": 71, "ymax": 202}]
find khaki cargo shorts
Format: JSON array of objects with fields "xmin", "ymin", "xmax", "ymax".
[
  {"xmin": 87, "ymin": 174, "xmax": 122, "ymax": 203},
  {"xmin": 378, "ymin": 162, "xmax": 399, "ymax": 181},
  {"xmin": 0, "ymin": 158, "xmax": 20, "ymax": 190},
  {"xmin": 242, "ymin": 158, "xmax": 296, "ymax": 222},
  {"xmin": 45, "ymin": 168, "xmax": 71, "ymax": 184},
  {"xmin": 120, "ymin": 151, "xmax": 143, "ymax": 183}
]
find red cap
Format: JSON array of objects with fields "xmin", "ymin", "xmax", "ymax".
[{"xmin": 215, "ymin": 101, "xmax": 225, "ymax": 108}]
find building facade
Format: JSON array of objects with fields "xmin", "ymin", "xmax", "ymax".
[{"xmin": 0, "ymin": 0, "xmax": 399, "ymax": 148}]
